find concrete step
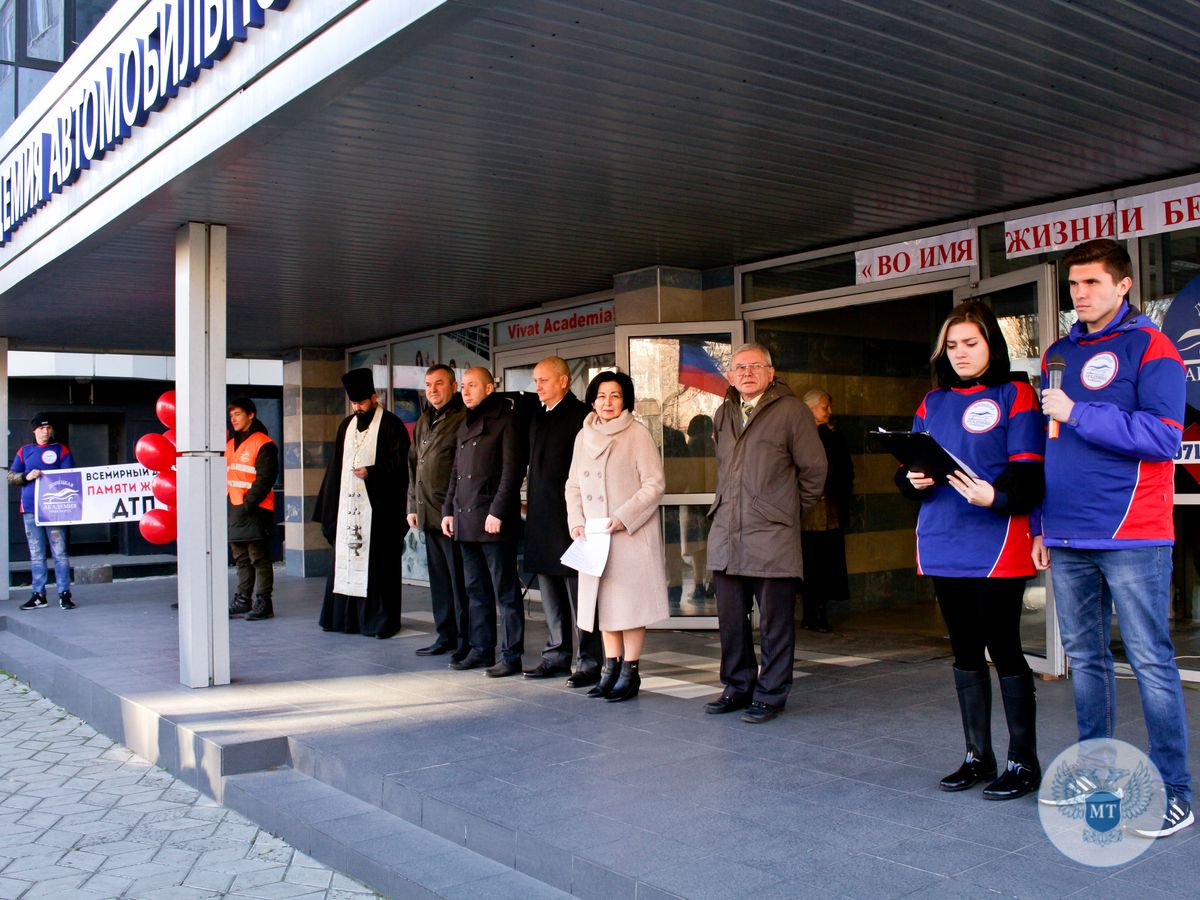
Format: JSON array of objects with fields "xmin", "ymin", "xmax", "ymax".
[
  {"xmin": 224, "ymin": 766, "xmax": 570, "ymax": 899},
  {"xmin": 0, "ymin": 622, "xmax": 572, "ymax": 899},
  {"xmin": 286, "ymin": 728, "xmax": 646, "ymax": 899}
]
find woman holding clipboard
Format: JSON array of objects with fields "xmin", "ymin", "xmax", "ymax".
[{"xmin": 895, "ymin": 300, "xmax": 1045, "ymax": 800}]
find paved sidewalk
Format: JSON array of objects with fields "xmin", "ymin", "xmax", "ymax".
[{"xmin": 0, "ymin": 675, "xmax": 376, "ymax": 899}]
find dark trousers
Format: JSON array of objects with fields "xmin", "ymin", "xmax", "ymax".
[
  {"xmin": 460, "ymin": 539, "xmax": 524, "ymax": 663},
  {"xmin": 931, "ymin": 576, "xmax": 1031, "ymax": 677},
  {"xmin": 231, "ymin": 540, "xmax": 273, "ymax": 598},
  {"xmin": 538, "ymin": 573, "xmax": 602, "ymax": 673},
  {"xmin": 714, "ymin": 571, "xmax": 798, "ymax": 707},
  {"xmin": 424, "ymin": 528, "xmax": 468, "ymax": 652}
]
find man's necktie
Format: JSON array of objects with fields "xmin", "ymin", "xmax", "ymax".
[{"xmin": 741, "ymin": 401, "xmax": 753, "ymax": 426}]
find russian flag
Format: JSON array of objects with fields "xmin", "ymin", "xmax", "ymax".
[{"xmin": 678, "ymin": 341, "xmax": 729, "ymax": 397}]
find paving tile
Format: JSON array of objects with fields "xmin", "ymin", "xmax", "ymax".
[
  {"xmin": 639, "ymin": 855, "xmax": 782, "ymax": 899},
  {"xmin": 957, "ymin": 851, "xmax": 1104, "ymax": 899},
  {"xmin": 870, "ymin": 829, "xmax": 1009, "ymax": 875}
]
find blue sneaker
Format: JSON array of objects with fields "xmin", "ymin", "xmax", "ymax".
[{"xmin": 1131, "ymin": 795, "xmax": 1194, "ymax": 838}]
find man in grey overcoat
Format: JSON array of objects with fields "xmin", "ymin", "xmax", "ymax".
[{"xmin": 705, "ymin": 343, "xmax": 826, "ymax": 724}]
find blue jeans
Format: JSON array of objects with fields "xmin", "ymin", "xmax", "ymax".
[
  {"xmin": 1051, "ymin": 546, "xmax": 1191, "ymax": 802},
  {"xmin": 22, "ymin": 513, "xmax": 70, "ymax": 595}
]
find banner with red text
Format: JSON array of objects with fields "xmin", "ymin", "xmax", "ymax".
[
  {"xmin": 1117, "ymin": 182, "xmax": 1200, "ymax": 239},
  {"xmin": 1004, "ymin": 203, "xmax": 1116, "ymax": 259},
  {"xmin": 855, "ymin": 229, "xmax": 976, "ymax": 284},
  {"xmin": 495, "ymin": 301, "xmax": 614, "ymax": 346}
]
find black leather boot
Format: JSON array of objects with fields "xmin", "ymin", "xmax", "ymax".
[
  {"xmin": 229, "ymin": 593, "xmax": 252, "ymax": 617},
  {"xmin": 940, "ymin": 667, "xmax": 997, "ymax": 791},
  {"xmin": 983, "ymin": 671, "xmax": 1041, "ymax": 800},
  {"xmin": 605, "ymin": 660, "xmax": 641, "ymax": 702},
  {"xmin": 245, "ymin": 594, "xmax": 274, "ymax": 621},
  {"xmin": 588, "ymin": 657, "xmax": 622, "ymax": 698}
]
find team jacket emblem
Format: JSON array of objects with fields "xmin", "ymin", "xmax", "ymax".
[
  {"xmin": 962, "ymin": 399, "xmax": 1000, "ymax": 433},
  {"xmin": 40, "ymin": 449, "xmax": 58, "ymax": 464},
  {"xmin": 1081, "ymin": 351, "xmax": 1118, "ymax": 390}
]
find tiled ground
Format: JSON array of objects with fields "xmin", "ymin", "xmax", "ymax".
[
  {"xmin": 0, "ymin": 674, "xmax": 376, "ymax": 899},
  {"xmin": 0, "ymin": 573, "xmax": 1196, "ymax": 899}
]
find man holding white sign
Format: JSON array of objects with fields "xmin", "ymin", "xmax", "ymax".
[{"xmin": 8, "ymin": 415, "xmax": 75, "ymax": 610}]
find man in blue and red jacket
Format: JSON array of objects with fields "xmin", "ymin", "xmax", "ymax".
[
  {"xmin": 1036, "ymin": 238, "xmax": 1193, "ymax": 838},
  {"xmin": 7, "ymin": 415, "xmax": 75, "ymax": 610}
]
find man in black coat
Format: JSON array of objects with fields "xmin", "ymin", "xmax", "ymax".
[
  {"xmin": 441, "ymin": 367, "xmax": 526, "ymax": 677},
  {"xmin": 313, "ymin": 369, "xmax": 410, "ymax": 639},
  {"xmin": 407, "ymin": 365, "xmax": 469, "ymax": 659},
  {"xmin": 226, "ymin": 398, "xmax": 279, "ymax": 620},
  {"xmin": 520, "ymin": 357, "xmax": 601, "ymax": 686}
]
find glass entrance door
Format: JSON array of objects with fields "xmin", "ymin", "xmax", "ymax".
[
  {"xmin": 954, "ymin": 263, "xmax": 1064, "ymax": 676},
  {"xmin": 616, "ymin": 321, "xmax": 744, "ymax": 628}
]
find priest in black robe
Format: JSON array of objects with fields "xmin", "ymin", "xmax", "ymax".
[{"xmin": 313, "ymin": 368, "xmax": 410, "ymax": 638}]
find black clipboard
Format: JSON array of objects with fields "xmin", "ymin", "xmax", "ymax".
[{"xmin": 870, "ymin": 428, "xmax": 976, "ymax": 485}]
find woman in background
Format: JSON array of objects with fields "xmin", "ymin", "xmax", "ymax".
[{"xmin": 800, "ymin": 389, "xmax": 854, "ymax": 633}]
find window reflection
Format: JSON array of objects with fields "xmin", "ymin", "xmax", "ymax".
[
  {"xmin": 628, "ymin": 334, "xmax": 730, "ymax": 494},
  {"xmin": 663, "ymin": 504, "xmax": 715, "ymax": 617}
]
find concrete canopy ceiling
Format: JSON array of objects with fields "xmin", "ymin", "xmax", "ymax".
[{"xmin": 4, "ymin": 0, "xmax": 1200, "ymax": 355}]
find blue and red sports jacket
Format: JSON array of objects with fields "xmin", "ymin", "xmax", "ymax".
[
  {"xmin": 912, "ymin": 380, "xmax": 1044, "ymax": 578},
  {"xmin": 1041, "ymin": 302, "xmax": 1184, "ymax": 549},
  {"xmin": 10, "ymin": 441, "xmax": 75, "ymax": 514}
]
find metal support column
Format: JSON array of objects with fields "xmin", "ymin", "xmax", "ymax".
[{"xmin": 175, "ymin": 223, "xmax": 230, "ymax": 687}]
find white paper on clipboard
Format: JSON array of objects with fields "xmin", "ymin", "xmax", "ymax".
[{"xmin": 559, "ymin": 518, "xmax": 612, "ymax": 577}]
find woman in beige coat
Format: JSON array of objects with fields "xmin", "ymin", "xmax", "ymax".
[{"xmin": 565, "ymin": 371, "xmax": 668, "ymax": 702}]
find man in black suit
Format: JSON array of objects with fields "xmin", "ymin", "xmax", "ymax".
[
  {"xmin": 521, "ymin": 357, "xmax": 601, "ymax": 686},
  {"xmin": 441, "ymin": 367, "xmax": 526, "ymax": 677}
]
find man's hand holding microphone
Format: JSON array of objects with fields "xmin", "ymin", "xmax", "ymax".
[{"xmin": 1041, "ymin": 355, "xmax": 1071, "ymax": 437}]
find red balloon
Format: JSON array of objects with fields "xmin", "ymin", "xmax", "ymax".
[
  {"xmin": 162, "ymin": 429, "xmax": 177, "ymax": 447},
  {"xmin": 135, "ymin": 433, "xmax": 178, "ymax": 472},
  {"xmin": 139, "ymin": 507, "xmax": 177, "ymax": 545},
  {"xmin": 151, "ymin": 471, "xmax": 177, "ymax": 508},
  {"xmin": 156, "ymin": 390, "xmax": 177, "ymax": 429}
]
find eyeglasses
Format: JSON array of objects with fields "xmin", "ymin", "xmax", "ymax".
[{"xmin": 730, "ymin": 363, "xmax": 771, "ymax": 373}]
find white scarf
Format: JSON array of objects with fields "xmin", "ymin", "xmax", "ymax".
[{"xmin": 333, "ymin": 406, "xmax": 381, "ymax": 596}]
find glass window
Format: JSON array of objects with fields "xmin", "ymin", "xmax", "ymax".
[
  {"xmin": 972, "ymin": 280, "xmax": 1043, "ymax": 381},
  {"xmin": 390, "ymin": 335, "xmax": 438, "ymax": 433},
  {"xmin": 0, "ymin": 1, "xmax": 14, "ymax": 62},
  {"xmin": 73, "ymin": 0, "xmax": 110, "ymax": 47},
  {"xmin": 663, "ymin": 503, "xmax": 716, "ymax": 617},
  {"xmin": 626, "ymin": 333, "xmax": 730, "ymax": 495},
  {"xmin": 16, "ymin": 63, "xmax": 49, "ymax": 113},
  {"xmin": 439, "ymin": 325, "xmax": 489, "ymax": 373},
  {"xmin": 1140, "ymin": 227, "xmax": 1200, "ymax": 327},
  {"xmin": 0, "ymin": 62, "xmax": 14, "ymax": 132},
  {"xmin": 742, "ymin": 253, "xmax": 856, "ymax": 304},
  {"xmin": 347, "ymin": 346, "xmax": 389, "ymax": 408},
  {"xmin": 24, "ymin": 0, "xmax": 63, "ymax": 62},
  {"xmin": 1121, "ymin": 229, "xmax": 1200, "ymax": 672}
]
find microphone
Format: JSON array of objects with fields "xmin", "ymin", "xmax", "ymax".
[{"xmin": 1046, "ymin": 354, "xmax": 1066, "ymax": 439}]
